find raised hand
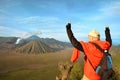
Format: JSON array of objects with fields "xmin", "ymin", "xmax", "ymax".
[
  {"xmin": 105, "ymin": 26, "xmax": 110, "ymax": 32},
  {"xmin": 66, "ymin": 23, "xmax": 71, "ymax": 29}
]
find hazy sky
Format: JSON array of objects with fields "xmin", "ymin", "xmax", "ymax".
[{"xmin": 0, "ymin": 0, "xmax": 120, "ymax": 44}]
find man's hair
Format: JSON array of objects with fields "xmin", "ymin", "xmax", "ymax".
[{"xmin": 88, "ymin": 30, "xmax": 100, "ymax": 38}]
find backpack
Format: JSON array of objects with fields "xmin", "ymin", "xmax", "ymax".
[{"xmin": 89, "ymin": 42, "xmax": 115, "ymax": 80}]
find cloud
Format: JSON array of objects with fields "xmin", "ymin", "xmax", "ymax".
[
  {"xmin": 0, "ymin": 16, "xmax": 65, "ymax": 40},
  {"xmin": 0, "ymin": 25, "xmax": 28, "ymax": 37},
  {"xmin": 80, "ymin": 1, "xmax": 120, "ymax": 22},
  {"xmin": 39, "ymin": 29, "xmax": 68, "ymax": 41},
  {"xmin": 0, "ymin": 9, "xmax": 11, "ymax": 17},
  {"xmin": 15, "ymin": 16, "xmax": 65, "ymax": 34},
  {"xmin": 0, "ymin": 26, "xmax": 7, "ymax": 30},
  {"xmin": 17, "ymin": 16, "xmax": 59, "ymax": 24},
  {"xmin": 22, "ymin": 31, "xmax": 42, "ymax": 38},
  {"xmin": 100, "ymin": 1, "xmax": 120, "ymax": 17},
  {"xmin": 15, "ymin": 16, "xmax": 62, "ymax": 31}
]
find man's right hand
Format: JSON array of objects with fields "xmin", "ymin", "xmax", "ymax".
[{"xmin": 66, "ymin": 23, "xmax": 71, "ymax": 29}]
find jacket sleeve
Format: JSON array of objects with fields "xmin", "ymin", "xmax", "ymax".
[
  {"xmin": 66, "ymin": 24, "xmax": 84, "ymax": 52},
  {"xmin": 105, "ymin": 27, "xmax": 112, "ymax": 46}
]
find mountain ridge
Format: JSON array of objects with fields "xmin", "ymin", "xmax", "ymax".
[{"xmin": 0, "ymin": 36, "xmax": 72, "ymax": 54}]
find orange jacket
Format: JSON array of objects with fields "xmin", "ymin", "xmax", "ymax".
[{"xmin": 71, "ymin": 40, "xmax": 110, "ymax": 80}]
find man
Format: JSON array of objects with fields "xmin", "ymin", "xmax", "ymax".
[{"xmin": 66, "ymin": 23, "xmax": 112, "ymax": 80}]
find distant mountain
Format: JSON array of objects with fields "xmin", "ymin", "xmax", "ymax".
[
  {"xmin": 40, "ymin": 38, "xmax": 72, "ymax": 49},
  {"xmin": 16, "ymin": 40, "xmax": 55, "ymax": 54},
  {"xmin": 19, "ymin": 35, "xmax": 72, "ymax": 50},
  {"xmin": 0, "ymin": 36, "xmax": 72, "ymax": 54},
  {"xmin": 0, "ymin": 36, "xmax": 120, "ymax": 55},
  {"xmin": 15, "ymin": 35, "xmax": 41, "ymax": 45},
  {"xmin": 0, "ymin": 37, "xmax": 17, "ymax": 44},
  {"xmin": 0, "ymin": 37, "xmax": 17, "ymax": 50},
  {"xmin": 26, "ymin": 35, "xmax": 41, "ymax": 41}
]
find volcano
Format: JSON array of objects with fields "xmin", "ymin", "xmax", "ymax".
[
  {"xmin": 16, "ymin": 40, "xmax": 55, "ymax": 54},
  {"xmin": 26, "ymin": 35, "xmax": 41, "ymax": 41}
]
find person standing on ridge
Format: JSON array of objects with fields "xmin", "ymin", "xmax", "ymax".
[{"xmin": 66, "ymin": 23, "xmax": 112, "ymax": 80}]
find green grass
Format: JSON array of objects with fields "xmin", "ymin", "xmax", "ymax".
[
  {"xmin": 0, "ymin": 68, "xmax": 56, "ymax": 80},
  {"xmin": 0, "ymin": 48, "xmax": 72, "ymax": 80},
  {"xmin": 112, "ymin": 54, "xmax": 120, "ymax": 66},
  {"xmin": 0, "ymin": 48, "xmax": 120, "ymax": 80},
  {"xmin": 112, "ymin": 54, "xmax": 120, "ymax": 80}
]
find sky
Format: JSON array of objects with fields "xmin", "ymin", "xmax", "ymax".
[{"xmin": 0, "ymin": 0, "xmax": 120, "ymax": 45}]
